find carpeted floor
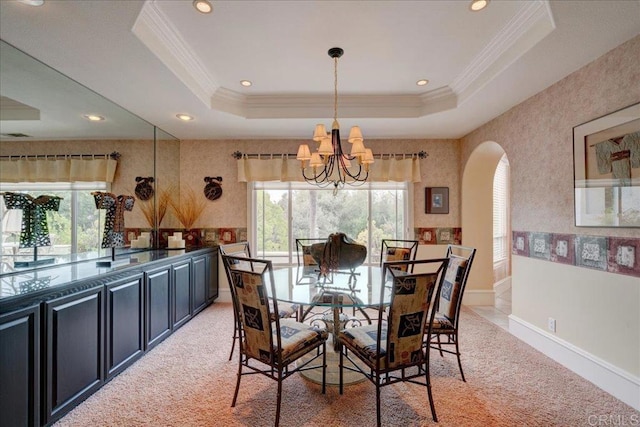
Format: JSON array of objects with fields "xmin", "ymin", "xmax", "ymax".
[{"xmin": 54, "ymin": 303, "xmax": 638, "ymax": 426}]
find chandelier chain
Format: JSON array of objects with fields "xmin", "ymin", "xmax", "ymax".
[{"xmin": 334, "ymin": 56, "xmax": 338, "ymax": 123}]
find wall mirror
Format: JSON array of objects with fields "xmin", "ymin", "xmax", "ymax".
[{"xmin": 0, "ymin": 39, "xmax": 177, "ymax": 273}]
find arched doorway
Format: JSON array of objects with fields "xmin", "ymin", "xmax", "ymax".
[{"xmin": 461, "ymin": 141, "xmax": 510, "ymax": 318}]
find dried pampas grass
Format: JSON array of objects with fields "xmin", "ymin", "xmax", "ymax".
[
  {"xmin": 136, "ymin": 188, "xmax": 173, "ymax": 228},
  {"xmin": 169, "ymin": 186, "xmax": 206, "ymax": 230}
]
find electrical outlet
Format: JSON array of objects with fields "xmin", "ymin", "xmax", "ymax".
[{"xmin": 548, "ymin": 317, "xmax": 556, "ymax": 332}]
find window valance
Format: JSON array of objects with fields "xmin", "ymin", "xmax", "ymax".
[
  {"xmin": 236, "ymin": 154, "xmax": 421, "ymax": 183},
  {"xmin": 0, "ymin": 154, "xmax": 118, "ymax": 183}
]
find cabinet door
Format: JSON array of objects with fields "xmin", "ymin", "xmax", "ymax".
[
  {"xmin": 0, "ymin": 304, "xmax": 40, "ymax": 427},
  {"xmin": 207, "ymin": 251, "xmax": 219, "ymax": 302},
  {"xmin": 192, "ymin": 255, "xmax": 208, "ymax": 314},
  {"xmin": 173, "ymin": 261, "xmax": 191, "ymax": 329},
  {"xmin": 105, "ymin": 274, "xmax": 144, "ymax": 379},
  {"xmin": 145, "ymin": 266, "xmax": 172, "ymax": 350},
  {"xmin": 45, "ymin": 287, "xmax": 104, "ymax": 424}
]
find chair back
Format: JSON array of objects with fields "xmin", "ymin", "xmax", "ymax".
[
  {"xmin": 380, "ymin": 239, "xmax": 419, "ymax": 270},
  {"xmin": 221, "ymin": 254, "xmax": 280, "ymax": 364},
  {"xmin": 380, "ymin": 258, "xmax": 449, "ymax": 371},
  {"xmin": 219, "ymin": 242, "xmax": 254, "ymax": 298},
  {"xmin": 219, "ymin": 241, "xmax": 252, "ymax": 257},
  {"xmin": 438, "ymin": 245, "xmax": 476, "ymax": 325},
  {"xmin": 295, "ymin": 238, "xmax": 326, "ymax": 266}
]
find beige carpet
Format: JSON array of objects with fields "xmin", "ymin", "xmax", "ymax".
[{"xmin": 54, "ymin": 303, "xmax": 638, "ymax": 427}]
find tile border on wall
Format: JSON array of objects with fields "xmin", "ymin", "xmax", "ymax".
[
  {"xmin": 513, "ymin": 231, "xmax": 640, "ymax": 278},
  {"xmin": 415, "ymin": 228, "xmax": 462, "ymax": 245}
]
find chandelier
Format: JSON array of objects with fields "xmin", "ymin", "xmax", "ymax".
[{"xmin": 296, "ymin": 47, "xmax": 374, "ymax": 189}]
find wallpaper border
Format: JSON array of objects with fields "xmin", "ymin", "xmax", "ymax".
[{"xmin": 513, "ymin": 231, "xmax": 640, "ymax": 278}]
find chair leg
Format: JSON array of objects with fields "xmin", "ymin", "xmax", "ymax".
[
  {"xmin": 231, "ymin": 356, "xmax": 243, "ymax": 407},
  {"xmin": 275, "ymin": 373, "xmax": 283, "ymax": 427},
  {"xmin": 436, "ymin": 333, "xmax": 444, "ymax": 357},
  {"xmin": 322, "ymin": 342, "xmax": 327, "ymax": 394},
  {"xmin": 228, "ymin": 323, "xmax": 237, "ymax": 361},
  {"xmin": 376, "ymin": 383, "xmax": 382, "ymax": 427},
  {"xmin": 339, "ymin": 344, "xmax": 344, "ymax": 395},
  {"xmin": 424, "ymin": 359, "xmax": 438, "ymax": 422},
  {"xmin": 454, "ymin": 332, "xmax": 466, "ymax": 382}
]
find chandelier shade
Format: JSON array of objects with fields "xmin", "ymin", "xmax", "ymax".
[{"xmin": 297, "ymin": 47, "xmax": 373, "ymax": 189}]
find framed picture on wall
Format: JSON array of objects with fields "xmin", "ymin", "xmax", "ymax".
[
  {"xmin": 573, "ymin": 102, "xmax": 640, "ymax": 227},
  {"xmin": 425, "ymin": 187, "xmax": 449, "ymax": 214}
]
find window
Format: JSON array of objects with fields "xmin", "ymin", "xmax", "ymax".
[
  {"xmin": 1, "ymin": 182, "xmax": 108, "ymax": 261},
  {"xmin": 251, "ymin": 181, "xmax": 411, "ymax": 265},
  {"xmin": 493, "ymin": 155, "xmax": 510, "ymax": 262}
]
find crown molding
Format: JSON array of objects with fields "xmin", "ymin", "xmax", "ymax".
[
  {"xmin": 132, "ymin": 0, "xmax": 219, "ymax": 106},
  {"xmin": 450, "ymin": 0, "xmax": 556, "ymax": 104},
  {"xmin": 210, "ymin": 89, "xmax": 457, "ymax": 119},
  {"xmin": 133, "ymin": 0, "xmax": 552, "ymax": 119}
]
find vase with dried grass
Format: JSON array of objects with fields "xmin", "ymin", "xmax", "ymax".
[
  {"xmin": 168, "ymin": 187, "xmax": 206, "ymax": 247},
  {"xmin": 136, "ymin": 188, "xmax": 172, "ymax": 248}
]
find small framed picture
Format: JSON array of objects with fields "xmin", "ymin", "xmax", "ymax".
[{"xmin": 425, "ymin": 187, "xmax": 449, "ymax": 214}]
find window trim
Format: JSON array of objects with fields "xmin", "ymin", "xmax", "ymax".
[{"xmin": 249, "ymin": 181, "xmax": 412, "ymax": 266}]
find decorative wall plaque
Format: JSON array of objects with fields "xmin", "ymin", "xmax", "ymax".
[{"xmin": 204, "ymin": 176, "xmax": 223, "ymax": 201}]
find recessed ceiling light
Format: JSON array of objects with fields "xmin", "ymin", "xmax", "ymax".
[
  {"xmin": 83, "ymin": 114, "xmax": 104, "ymax": 122},
  {"xmin": 176, "ymin": 114, "xmax": 194, "ymax": 121},
  {"xmin": 469, "ymin": 0, "xmax": 489, "ymax": 12},
  {"xmin": 18, "ymin": 0, "xmax": 44, "ymax": 6},
  {"xmin": 416, "ymin": 79, "xmax": 429, "ymax": 87},
  {"xmin": 193, "ymin": 0, "xmax": 213, "ymax": 14},
  {"xmin": 240, "ymin": 80, "xmax": 252, "ymax": 87}
]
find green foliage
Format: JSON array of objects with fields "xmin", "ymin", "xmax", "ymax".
[{"xmin": 257, "ymin": 185, "xmax": 407, "ymax": 261}]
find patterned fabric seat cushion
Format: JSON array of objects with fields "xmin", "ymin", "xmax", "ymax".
[
  {"xmin": 270, "ymin": 300, "xmax": 299, "ymax": 320},
  {"xmin": 431, "ymin": 312, "xmax": 455, "ymax": 331},
  {"xmin": 273, "ymin": 319, "xmax": 328, "ymax": 365},
  {"xmin": 338, "ymin": 323, "xmax": 388, "ymax": 369}
]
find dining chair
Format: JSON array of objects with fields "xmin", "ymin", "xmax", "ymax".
[
  {"xmin": 219, "ymin": 242, "xmax": 298, "ymax": 361},
  {"xmin": 427, "ymin": 244, "xmax": 476, "ymax": 382},
  {"xmin": 380, "ymin": 239, "xmax": 419, "ymax": 272},
  {"xmin": 338, "ymin": 258, "xmax": 449, "ymax": 426},
  {"xmin": 221, "ymin": 254, "xmax": 328, "ymax": 427}
]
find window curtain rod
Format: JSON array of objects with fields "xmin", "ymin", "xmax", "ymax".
[
  {"xmin": 232, "ymin": 150, "xmax": 427, "ymax": 159},
  {"xmin": 0, "ymin": 151, "xmax": 121, "ymax": 160}
]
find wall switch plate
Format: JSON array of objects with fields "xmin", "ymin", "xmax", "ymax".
[{"xmin": 548, "ymin": 317, "xmax": 556, "ymax": 332}]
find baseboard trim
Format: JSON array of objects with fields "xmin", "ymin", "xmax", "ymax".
[
  {"xmin": 217, "ymin": 287, "xmax": 232, "ymax": 303},
  {"xmin": 493, "ymin": 277, "xmax": 511, "ymax": 296},
  {"xmin": 509, "ymin": 315, "xmax": 640, "ymax": 410},
  {"xmin": 462, "ymin": 290, "xmax": 495, "ymax": 306}
]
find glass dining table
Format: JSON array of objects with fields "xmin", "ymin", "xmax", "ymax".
[
  {"xmin": 269, "ymin": 264, "xmax": 393, "ymax": 385},
  {"xmin": 270, "ymin": 265, "xmax": 393, "ymax": 349}
]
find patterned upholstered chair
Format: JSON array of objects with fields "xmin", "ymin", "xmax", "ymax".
[
  {"xmin": 219, "ymin": 242, "xmax": 298, "ymax": 361},
  {"xmin": 338, "ymin": 258, "xmax": 449, "ymax": 426},
  {"xmin": 380, "ymin": 239, "xmax": 419, "ymax": 272},
  {"xmin": 221, "ymin": 254, "xmax": 328, "ymax": 426},
  {"xmin": 427, "ymin": 244, "xmax": 476, "ymax": 382}
]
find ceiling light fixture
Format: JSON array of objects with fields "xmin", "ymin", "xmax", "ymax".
[
  {"xmin": 176, "ymin": 114, "xmax": 194, "ymax": 121},
  {"xmin": 416, "ymin": 79, "xmax": 429, "ymax": 86},
  {"xmin": 193, "ymin": 0, "xmax": 213, "ymax": 14},
  {"xmin": 297, "ymin": 47, "xmax": 374, "ymax": 191},
  {"xmin": 83, "ymin": 114, "xmax": 104, "ymax": 121},
  {"xmin": 469, "ymin": 0, "xmax": 489, "ymax": 12},
  {"xmin": 240, "ymin": 80, "xmax": 252, "ymax": 87}
]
